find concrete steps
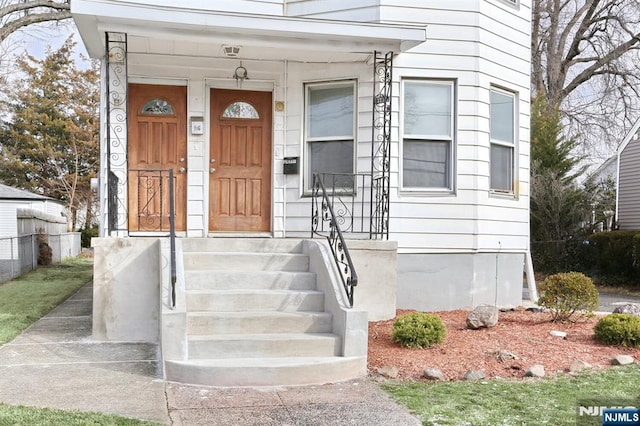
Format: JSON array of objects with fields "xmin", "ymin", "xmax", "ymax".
[
  {"xmin": 163, "ymin": 238, "xmax": 363, "ymax": 387},
  {"xmin": 187, "ymin": 311, "xmax": 333, "ymax": 335},
  {"xmin": 164, "ymin": 356, "xmax": 366, "ymax": 387}
]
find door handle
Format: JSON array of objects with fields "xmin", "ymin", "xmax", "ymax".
[
  {"xmin": 179, "ymin": 167, "xmax": 186, "ymax": 173},
  {"xmin": 210, "ymin": 159, "xmax": 216, "ymax": 163},
  {"xmin": 179, "ymin": 157, "xmax": 186, "ymax": 163},
  {"xmin": 210, "ymin": 168, "xmax": 216, "ymax": 173}
]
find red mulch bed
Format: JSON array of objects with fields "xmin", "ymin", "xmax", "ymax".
[{"xmin": 368, "ymin": 309, "xmax": 640, "ymax": 381}]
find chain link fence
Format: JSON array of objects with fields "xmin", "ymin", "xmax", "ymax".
[{"xmin": 0, "ymin": 233, "xmax": 81, "ymax": 284}]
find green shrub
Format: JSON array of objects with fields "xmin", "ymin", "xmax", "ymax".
[
  {"xmin": 392, "ymin": 312, "xmax": 446, "ymax": 348},
  {"xmin": 537, "ymin": 272, "xmax": 599, "ymax": 322},
  {"xmin": 80, "ymin": 225, "xmax": 99, "ymax": 248},
  {"xmin": 588, "ymin": 231, "xmax": 640, "ymax": 285},
  {"xmin": 594, "ymin": 314, "xmax": 640, "ymax": 347}
]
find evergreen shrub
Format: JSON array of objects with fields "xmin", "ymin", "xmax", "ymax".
[
  {"xmin": 594, "ymin": 314, "xmax": 640, "ymax": 347},
  {"xmin": 537, "ymin": 272, "xmax": 599, "ymax": 322},
  {"xmin": 392, "ymin": 312, "xmax": 446, "ymax": 348}
]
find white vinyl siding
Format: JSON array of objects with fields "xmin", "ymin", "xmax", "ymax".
[
  {"xmin": 490, "ymin": 88, "xmax": 516, "ymax": 193},
  {"xmin": 304, "ymin": 80, "xmax": 356, "ymax": 190},
  {"xmin": 401, "ymin": 80, "xmax": 454, "ymax": 191}
]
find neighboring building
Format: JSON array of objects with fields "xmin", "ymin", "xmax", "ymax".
[
  {"xmin": 616, "ymin": 117, "xmax": 640, "ymax": 230},
  {"xmin": 0, "ymin": 184, "xmax": 80, "ymax": 282},
  {"xmin": 72, "ymin": 0, "xmax": 531, "ymax": 386}
]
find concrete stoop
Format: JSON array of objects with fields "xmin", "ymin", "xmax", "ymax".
[{"xmin": 163, "ymin": 238, "xmax": 366, "ymax": 387}]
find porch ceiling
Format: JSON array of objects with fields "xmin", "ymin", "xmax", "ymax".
[{"xmin": 72, "ymin": 0, "xmax": 427, "ymax": 61}]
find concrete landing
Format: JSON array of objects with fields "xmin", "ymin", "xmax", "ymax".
[{"xmin": 0, "ymin": 282, "xmax": 421, "ymax": 425}]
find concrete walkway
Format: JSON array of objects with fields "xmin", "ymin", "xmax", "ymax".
[{"xmin": 0, "ymin": 284, "xmax": 421, "ymax": 425}]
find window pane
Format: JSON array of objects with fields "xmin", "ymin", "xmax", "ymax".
[
  {"xmin": 490, "ymin": 144, "xmax": 513, "ymax": 191},
  {"xmin": 308, "ymin": 85, "xmax": 354, "ymax": 138},
  {"xmin": 404, "ymin": 82, "xmax": 451, "ymax": 137},
  {"xmin": 141, "ymin": 98, "xmax": 174, "ymax": 115},
  {"xmin": 308, "ymin": 140, "xmax": 354, "ymax": 188},
  {"xmin": 403, "ymin": 139, "xmax": 449, "ymax": 188},
  {"xmin": 222, "ymin": 101, "xmax": 259, "ymax": 119},
  {"xmin": 490, "ymin": 90, "xmax": 514, "ymax": 144}
]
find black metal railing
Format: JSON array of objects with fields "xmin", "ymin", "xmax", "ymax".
[
  {"xmin": 311, "ymin": 174, "xmax": 358, "ymax": 307},
  {"xmin": 311, "ymin": 173, "xmax": 376, "ymax": 236},
  {"xmin": 129, "ymin": 168, "xmax": 177, "ymax": 308}
]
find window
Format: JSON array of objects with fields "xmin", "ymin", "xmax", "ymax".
[
  {"xmin": 490, "ymin": 88, "xmax": 516, "ymax": 193},
  {"xmin": 141, "ymin": 98, "xmax": 174, "ymax": 115},
  {"xmin": 222, "ymin": 101, "xmax": 259, "ymax": 119},
  {"xmin": 305, "ymin": 81, "xmax": 355, "ymax": 189},
  {"xmin": 402, "ymin": 80, "xmax": 454, "ymax": 190}
]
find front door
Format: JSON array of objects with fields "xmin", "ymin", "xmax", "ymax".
[
  {"xmin": 128, "ymin": 84, "xmax": 187, "ymax": 231},
  {"xmin": 209, "ymin": 89, "xmax": 272, "ymax": 232}
]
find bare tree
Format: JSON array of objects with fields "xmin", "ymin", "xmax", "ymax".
[
  {"xmin": 532, "ymin": 0, "xmax": 640, "ymax": 157},
  {"xmin": 0, "ymin": 0, "xmax": 71, "ymax": 44}
]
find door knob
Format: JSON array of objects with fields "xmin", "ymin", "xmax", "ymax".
[
  {"xmin": 210, "ymin": 159, "xmax": 216, "ymax": 163},
  {"xmin": 179, "ymin": 157, "xmax": 185, "ymax": 163},
  {"xmin": 210, "ymin": 168, "xmax": 216, "ymax": 173},
  {"xmin": 179, "ymin": 167, "xmax": 186, "ymax": 173}
]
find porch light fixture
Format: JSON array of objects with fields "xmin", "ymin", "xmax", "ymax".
[
  {"xmin": 223, "ymin": 45, "xmax": 241, "ymax": 57},
  {"xmin": 234, "ymin": 61, "xmax": 249, "ymax": 87}
]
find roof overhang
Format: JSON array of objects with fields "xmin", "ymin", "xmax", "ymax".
[{"xmin": 72, "ymin": 0, "xmax": 427, "ymax": 60}]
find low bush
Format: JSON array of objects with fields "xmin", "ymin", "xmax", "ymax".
[
  {"xmin": 392, "ymin": 312, "xmax": 446, "ymax": 348},
  {"xmin": 594, "ymin": 314, "xmax": 640, "ymax": 347},
  {"xmin": 537, "ymin": 272, "xmax": 599, "ymax": 322}
]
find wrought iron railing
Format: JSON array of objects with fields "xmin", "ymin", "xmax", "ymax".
[
  {"xmin": 128, "ymin": 168, "xmax": 177, "ymax": 308},
  {"xmin": 311, "ymin": 174, "xmax": 358, "ymax": 307}
]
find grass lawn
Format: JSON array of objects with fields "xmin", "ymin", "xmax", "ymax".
[
  {"xmin": 0, "ymin": 257, "xmax": 93, "ymax": 345},
  {"xmin": 0, "ymin": 258, "xmax": 161, "ymax": 424},
  {"xmin": 0, "ymin": 404, "xmax": 159, "ymax": 425},
  {"xmin": 382, "ymin": 365, "xmax": 640, "ymax": 426}
]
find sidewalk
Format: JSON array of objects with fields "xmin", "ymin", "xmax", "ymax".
[{"xmin": 0, "ymin": 283, "xmax": 421, "ymax": 425}]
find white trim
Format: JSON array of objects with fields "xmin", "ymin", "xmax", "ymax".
[
  {"xmin": 399, "ymin": 78, "xmax": 456, "ymax": 194},
  {"xmin": 616, "ymin": 116, "xmax": 640, "ymax": 155},
  {"xmin": 72, "ymin": 0, "xmax": 427, "ymax": 58},
  {"xmin": 489, "ymin": 86, "xmax": 518, "ymax": 196},
  {"xmin": 303, "ymin": 79, "xmax": 358, "ymax": 193}
]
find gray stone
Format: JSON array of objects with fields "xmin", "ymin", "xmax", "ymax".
[
  {"xmin": 612, "ymin": 303, "xmax": 640, "ymax": 316},
  {"xmin": 466, "ymin": 305, "xmax": 499, "ymax": 329},
  {"xmin": 423, "ymin": 367, "xmax": 445, "ymax": 381},
  {"xmin": 612, "ymin": 355, "xmax": 635, "ymax": 366},
  {"xmin": 376, "ymin": 366, "xmax": 399, "ymax": 379},
  {"xmin": 526, "ymin": 307, "xmax": 543, "ymax": 313},
  {"xmin": 463, "ymin": 370, "xmax": 485, "ymax": 381},
  {"xmin": 569, "ymin": 360, "xmax": 592, "ymax": 373},
  {"xmin": 499, "ymin": 305, "xmax": 516, "ymax": 312},
  {"xmin": 524, "ymin": 365, "xmax": 545, "ymax": 378}
]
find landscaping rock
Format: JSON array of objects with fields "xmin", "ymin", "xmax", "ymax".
[
  {"xmin": 499, "ymin": 305, "xmax": 516, "ymax": 312},
  {"xmin": 466, "ymin": 305, "xmax": 499, "ymax": 329},
  {"xmin": 611, "ymin": 355, "xmax": 635, "ymax": 366},
  {"xmin": 463, "ymin": 370, "xmax": 485, "ymax": 381},
  {"xmin": 526, "ymin": 307, "xmax": 543, "ymax": 313},
  {"xmin": 376, "ymin": 366, "xmax": 399, "ymax": 379},
  {"xmin": 569, "ymin": 360, "xmax": 592, "ymax": 373},
  {"xmin": 524, "ymin": 365, "xmax": 545, "ymax": 378},
  {"xmin": 550, "ymin": 330, "xmax": 567, "ymax": 338},
  {"xmin": 423, "ymin": 367, "xmax": 445, "ymax": 381},
  {"xmin": 612, "ymin": 303, "xmax": 640, "ymax": 316}
]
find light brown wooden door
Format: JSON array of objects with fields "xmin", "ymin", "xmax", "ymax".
[
  {"xmin": 209, "ymin": 89, "xmax": 272, "ymax": 232},
  {"xmin": 128, "ymin": 84, "xmax": 187, "ymax": 231}
]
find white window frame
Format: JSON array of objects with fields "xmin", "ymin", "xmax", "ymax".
[
  {"xmin": 400, "ymin": 79, "xmax": 456, "ymax": 193},
  {"xmin": 489, "ymin": 86, "xmax": 517, "ymax": 195},
  {"xmin": 304, "ymin": 79, "xmax": 357, "ymax": 192}
]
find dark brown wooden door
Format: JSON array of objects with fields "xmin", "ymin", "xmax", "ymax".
[
  {"xmin": 209, "ymin": 89, "xmax": 272, "ymax": 232},
  {"xmin": 128, "ymin": 84, "xmax": 187, "ymax": 231}
]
